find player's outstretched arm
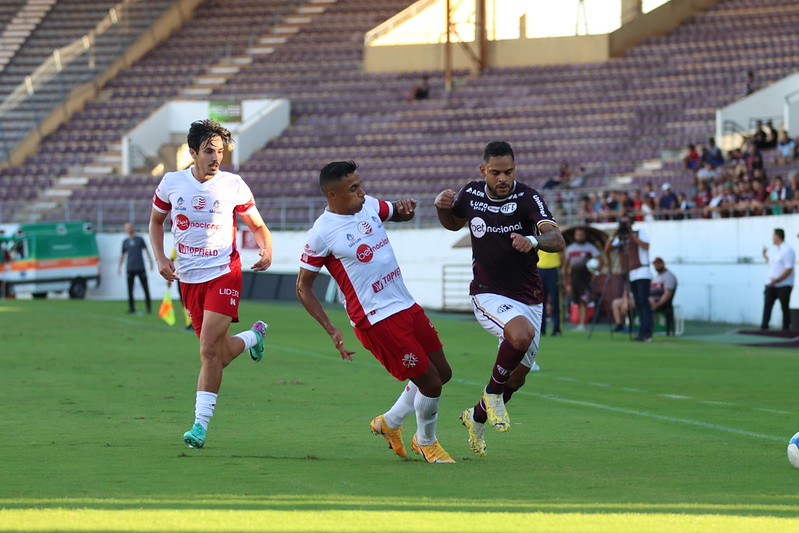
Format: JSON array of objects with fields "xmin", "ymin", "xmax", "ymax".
[
  {"xmin": 434, "ymin": 189, "xmax": 466, "ymax": 231},
  {"xmin": 390, "ymin": 198, "xmax": 417, "ymax": 222},
  {"xmin": 296, "ymin": 268, "xmax": 354, "ymax": 361},
  {"xmin": 240, "ymin": 207, "xmax": 272, "ymax": 272}
]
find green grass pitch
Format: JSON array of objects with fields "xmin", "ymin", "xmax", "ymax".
[{"xmin": 2, "ymin": 298, "xmax": 799, "ymax": 532}]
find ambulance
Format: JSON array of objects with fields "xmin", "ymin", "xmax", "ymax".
[{"xmin": 0, "ymin": 221, "xmax": 101, "ymax": 299}]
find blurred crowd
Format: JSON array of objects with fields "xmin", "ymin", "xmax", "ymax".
[{"xmin": 566, "ymin": 125, "xmax": 799, "ymax": 223}]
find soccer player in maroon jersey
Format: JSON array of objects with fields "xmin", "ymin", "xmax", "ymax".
[
  {"xmin": 435, "ymin": 141, "xmax": 565, "ymax": 457},
  {"xmin": 297, "ymin": 161, "xmax": 455, "ymax": 463},
  {"xmin": 149, "ymin": 119, "xmax": 272, "ymax": 449}
]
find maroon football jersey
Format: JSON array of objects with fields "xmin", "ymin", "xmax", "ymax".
[{"xmin": 452, "ymin": 180, "xmax": 558, "ymax": 305}]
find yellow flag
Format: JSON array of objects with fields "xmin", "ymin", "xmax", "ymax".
[{"xmin": 159, "ymin": 291, "xmax": 176, "ymax": 326}]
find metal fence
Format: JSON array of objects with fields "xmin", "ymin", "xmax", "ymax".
[{"xmin": 0, "ymin": 195, "xmax": 446, "ymax": 231}]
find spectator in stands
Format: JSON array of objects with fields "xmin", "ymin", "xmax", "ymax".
[
  {"xmin": 742, "ymin": 70, "xmax": 757, "ymax": 96},
  {"xmin": 578, "ymin": 196, "xmax": 595, "ymax": 223},
  {"xmin": 567, "ymin": 166, "xmax": 588, "ymax": 188},
  {"xmin": 776, "ymin": 130, "xmax": 796, "ymax": 165},
  {"xmin": 696, "ymin": 161, "xmax": 718, "ymax": 184},
  {"xmin": 768, "ymin": 176, "xmax": 787, "ymax": 215},
  {"xmin": 783, "ymin": 172, "xmax": 799, "ymax": 212},
  {"xmin": 564, "ymin": 227, "xmax": 602, "ymax": 332},
  {"xmin": 703, "ymin": 137, "xmax": 725, "ymax": 167},
  {"xmin": 751, "ymin": 121, "xmax": 767, "ymax": 151},
  {"xmin": 676, "ymin": 192, "xmax": 691, "ymax": 220},
  {"xmin": 763, "ymin": 120, "xmax": 778, "ymax": 149},
  {"xmin": 643, "ymin": 182, "xmax": 657, "ymax": 200},
  {"xmin": 706, "ymin": 183, "xmax": 727, "ymax": 218},
  {"xmin": 631, "ymin": 189, "xmax": 644, "ymax": 221},
  {"xmin": 543, "ymin": 162, "xmax": 570, "ymax": 190},
  {"xmin": 641, "ymin": 196, "xmax": 656, "ymax": 222},
  {"xmin": 692, "ymin": 182, "xmax": 711, "ymax": 216},
  {"xmin": 683, "ymin": 144, "xmax": 701, "ymax": 170},
  {"xmin": 744, "ymin": 142, "xmax": 764, "ymax": 177},
  {"xmin": 761, "ymin": 228, "xmax": 795, "ymax": 331},
  {"xmin": 411, "ymin": 75, "xmax": 430, "ymax": 101},
  {"xmin": 657, "ymin": 183, "xmax": 678, "ymax": 219}
]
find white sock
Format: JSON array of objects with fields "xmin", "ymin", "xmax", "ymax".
[
  {"xmin": 234, "ymin": 330, "xmax": 258, "ymax": 352},
  {"xmin": 194, "ymin": 391, "xmax": 218, "ymax": 430},
  {"xmin": 384, "ymin": 381, "xmax": 418, "ymax": 429},
  {"xmin": 414, "ymin": 392, "xmax": 440, "ymax": 445}
]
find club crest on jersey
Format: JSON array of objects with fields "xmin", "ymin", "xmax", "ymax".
[
  {"xmin": 402, "ymin": 353, "xmax": 419, "ymax": 368},
  {"xmin": 500, "ymin": 202, "xmax": 518, "ymax": 214},
  {"xmin": 192, "ymin": 196, "xmax": 206, "ymax": 210},
  {"xmin": 357, "ymin": 221, "xmax": 373, "ymax": 235}
]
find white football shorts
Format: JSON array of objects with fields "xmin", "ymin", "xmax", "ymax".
[{"xmin": 470, "ymin": 293, "xmax": 542, "ymax": 369}]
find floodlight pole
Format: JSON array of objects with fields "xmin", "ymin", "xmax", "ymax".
[{"xmin": 444, "ymin": 0, "xmax": 452, "ymax": 91}]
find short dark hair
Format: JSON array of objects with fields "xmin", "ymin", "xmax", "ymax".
[
  {"xmin": 483, "ymin": 141, "xmax": 514, "ymax": 162},
  {"xmin": 775, "ymin": 228, "xmax": 785, "ymax": 241},
  {"xmin": 187, "ymin": 119, "xmax": 232, "ymax": 153},
  {"xmin": 319, "ymin": 160, "xmax": 358, "ymax": 192}
]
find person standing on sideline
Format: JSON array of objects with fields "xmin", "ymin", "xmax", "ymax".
[
  {"xmin": 604, "ymin": 214, "xmax": 652, "ymax": 342},
  {"xmin": 761, "ymin": 228, "xmax": 795, "ymax": 330},
  {"xmin": 537, "ymin": 250, "xmax": 562, "ymax": 337},
  {"xmin": 564, "ymin": 227, "xmax": 602, "ymax": 331},
  {"xmin": 296, "ymin": 160, "xmax": 455, "ymax": 463},
  {"xmin": 434, "ymin": 141, "xmax": 565, "ymax": 457},
  {"xmin": 118, "ymin": 222, "xmax": 154, "ymax": 314},
  {"xmin": 149, "ymin": 119, "xmax": 272, "ymax": 449}
]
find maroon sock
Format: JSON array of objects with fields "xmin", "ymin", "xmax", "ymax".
[
  {"xmin": 485, "ymin": 340, "xmax": 526, "ymax": 394},
  {"xmin": 473, "ymin": 398, "xmax": 488, "ymax": 424},
  {"xmin": 503, "ymin": 388, "xmax": 516, "ymax": 404}
]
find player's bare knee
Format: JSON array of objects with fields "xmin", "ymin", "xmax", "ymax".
[{"xmin": 506, "ymin": 332, "xmax": 534, "ymax": 352}]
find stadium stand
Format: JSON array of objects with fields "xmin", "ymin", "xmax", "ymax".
[{"xmin": 0, "ymin": 0, "xmax": 798, "ymax": 228}]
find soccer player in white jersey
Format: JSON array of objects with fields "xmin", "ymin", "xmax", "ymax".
[
  {"xmin": 149, "ymin": 119, "xmax": 273, "ymax": 449},
  {"xmin": 296, "ymin": 161, "xmax": 455, "ymax": 463}
]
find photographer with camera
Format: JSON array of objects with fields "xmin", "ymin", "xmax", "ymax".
[{"xmin": 604, "ymin": 214, "xmax": 653, "ymax": 342}]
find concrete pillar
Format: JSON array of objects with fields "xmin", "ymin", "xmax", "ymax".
[{"xmin": 621, "ymin": 0, "xmax": 642, "ymax": 25}]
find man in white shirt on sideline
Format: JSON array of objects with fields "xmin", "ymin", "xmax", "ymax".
[{"xmin": 761, "ymin": 228, "xmax": 795, "ymax": 330}]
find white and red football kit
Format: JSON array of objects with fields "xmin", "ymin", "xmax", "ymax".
[
  {"xmin": 299, "ymin": 196, "xmax": 416, "ymax": 330},
  {"xmin": 152, "ymin": 167, "xmax": 255, "ymax": 284}
]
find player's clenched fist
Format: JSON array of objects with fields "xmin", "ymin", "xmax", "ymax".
[{"xmin": 434, "ymin": 189, "xmax": 456, "ymax": 209}]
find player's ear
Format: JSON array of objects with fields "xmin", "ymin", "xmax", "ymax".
[{"xmin": 478, "ymin": 164, "xmax": 486, "ymax": 177}]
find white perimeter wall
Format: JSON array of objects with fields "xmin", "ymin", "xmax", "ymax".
[{"xmin": 91, "ymin": 214, "xmax": 799, "ymax": 327}]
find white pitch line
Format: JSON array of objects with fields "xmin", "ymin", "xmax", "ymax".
[{"xmin": 272, "ymin": 344, "xmax": 786, "ymax": 443}]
